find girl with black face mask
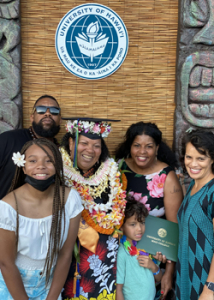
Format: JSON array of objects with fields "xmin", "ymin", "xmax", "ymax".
[{"xmin": 0, "ymin": 138, "xmax": 83, "ymax": 300}]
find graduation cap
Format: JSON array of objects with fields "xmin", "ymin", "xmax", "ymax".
[{"xmin": 62, "ymin": 117, "xmax": 120, "ymax": 167}]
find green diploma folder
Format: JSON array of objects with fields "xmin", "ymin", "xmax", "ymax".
[{"xmin": 137, "ymin": 215, "xmax": 179, "ymax": 262}]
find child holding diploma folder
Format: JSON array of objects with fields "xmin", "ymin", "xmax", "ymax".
[{"xmin": 116, "ymin": 197, "xmax": 164, "ymax": 300}]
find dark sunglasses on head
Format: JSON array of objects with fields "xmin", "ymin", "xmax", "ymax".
[{"xmin": 34, "ymin": 106, "xmax": 61, "ymax": 115}]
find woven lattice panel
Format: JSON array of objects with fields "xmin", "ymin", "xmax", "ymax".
[{"xmin": 21, "ymin": 0, "xmax": 178, "ymax": 153}]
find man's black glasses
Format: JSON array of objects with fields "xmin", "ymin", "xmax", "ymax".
[{"xmin": 34, "ymin": 106, "xmax": 61, "ymax": 116}]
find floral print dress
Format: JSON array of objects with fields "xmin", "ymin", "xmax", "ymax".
[
  {"xmin": 121, "ymin": 161, "xmax": 173, "ymax": 218},
  {"xmin": 62, "ymin": 204, "xmax": 118, "ymax": 300}
]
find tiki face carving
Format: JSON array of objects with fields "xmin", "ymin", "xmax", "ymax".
[
  {"xmin": 184, "ymin": 0, "xmax": 214, "ymax": 45},
  {"xmin": 184, "ymin": 0, "xmax": 209, "ymax": 28},
  {"xmin": 170, "ymin": 0, "xmax": 214, "ymax": 157},
  {"xmin": 0, "ymin": 0, "xmax": 21, "ymax": 133},
  {"xmin": 181, "ymin": 52, "xmax": 214, "ymax": 127}
]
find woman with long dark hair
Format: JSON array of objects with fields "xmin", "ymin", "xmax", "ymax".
[
  {"xmin": 116, "ymin": 121, "xmax": 183, "ymax": 299},
  {"xmin": 0, "ymin": 138, "xmax": 83, "ymax": 300}
]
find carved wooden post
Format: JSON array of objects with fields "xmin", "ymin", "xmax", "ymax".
[
  {"xmin": 0, "ymin": 0, "xmax": 21, "ymax": 133},
  {"xmin": 175, "ymin": 0, "xmax": 214, "ymax": 156}
]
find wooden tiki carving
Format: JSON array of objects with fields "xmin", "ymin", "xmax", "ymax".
[
  {"xmin": 0, "ymin": 0, "xmax": 21, "ymax": 133},
  {"xmin": 175, "ymin": 0, "xmax": 214, "ymax": 155}
]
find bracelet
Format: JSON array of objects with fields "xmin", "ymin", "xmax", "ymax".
[{"xmin": 153, "ymin": 266, "xmax": 160, "ymax": 275}]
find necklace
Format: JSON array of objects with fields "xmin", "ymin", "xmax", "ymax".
[
  {"xmin": 120, "ymin": 235, "xmax": 158, "ymax": 264},
  {"xmin": 28, "ymin": 126, "xmax": 59, "ymax": 146},
  {"xmin": 29, "ymin": 126, "xmax": 37, "ymax": 140},
  {"xmin": 88, "ymin": 175, "xmax": 109, "ymax": 198},
  {"xmin": 60, "ymin": 147, "xmax": 127, "ymax": 234}
]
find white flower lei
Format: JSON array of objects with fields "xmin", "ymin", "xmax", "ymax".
[{"xmin": 60, "ymin": 147, "xmax": 126, "ymax": 229}]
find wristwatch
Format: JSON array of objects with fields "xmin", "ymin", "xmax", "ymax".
[{"xmin": 205, "ymin": 282, "xmax": 214, "ymax": 291}]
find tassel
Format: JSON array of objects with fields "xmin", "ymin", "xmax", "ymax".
[
  {"xmin": 76, "ymin": 278, "xmax": 80, "ymax": 297},
  {"xmin": 73, "ymin": 241, "xmax": 81, "ymax": 296},
  {"xmin": 73, "ymin": 265, "xmax": 82, "ymax": 296},
  {"xmin": 76, "ymin": 266, "xmax": 81, "ymax": 297},
  {"xmin": 75, "ymin": 263, "xmax": 81, "ymax": 297},
  {"xmin": 73, "ymin": 119, "xmax": 79, "ymax": 168},
  {"xmin": 73, "ymin": 270, "xmax": 78, "ymax": 295}
]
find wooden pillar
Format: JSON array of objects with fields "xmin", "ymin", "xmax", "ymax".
[{"xmin": 0, "ymin": 0, "xmax": 21, "ymax": 133}]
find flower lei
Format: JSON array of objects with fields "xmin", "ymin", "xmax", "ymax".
[
  {"xmin": 60, "ymin": 147, "xmax": 127, "ymax": 234},
  {"xmin": 120, "ymin": 235, "xmax": 158, "ymax": 264},
  {"xmin": 65, "ymin": 120, "xmax": 111, "ymax": 138}
]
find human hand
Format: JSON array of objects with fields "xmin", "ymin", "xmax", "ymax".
[
  {"xmin": 160, "ymin": 271, "xmax": 172, "ymax": 298},
  {"xmin": 153, "ymin": 252, "xmax": 171, "ymax": 264},
  {"xmin": 198, "ymin": 287, "xmax": 214, "ymax": 300},
  {"xmin": 137, "ymin": 255, "xmax": 156, "ymax": 271},
  {"xmin": 198, "ymin": 292, "xmax": 214, "ymax": 300}
]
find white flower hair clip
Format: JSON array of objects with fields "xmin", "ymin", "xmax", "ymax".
[{"xmin": 12, "ymin": 152, "xmax": 26, "ymax": 167}]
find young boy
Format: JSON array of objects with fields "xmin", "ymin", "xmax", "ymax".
[{"xmin": 116, "ymin": 197, "xmax": 163, "ymax": 300}]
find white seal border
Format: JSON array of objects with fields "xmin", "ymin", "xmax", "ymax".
[{"xmin": 55, "ymin": 3, "xmax": 129, "ymax": 80}]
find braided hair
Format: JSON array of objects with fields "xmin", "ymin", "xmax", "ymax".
[{"xmin": 8, "ymin": 138, "xmax": 65, "ymax": 285}]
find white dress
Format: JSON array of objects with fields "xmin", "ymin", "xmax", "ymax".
[{"xmin": 0, "ymin": 188, "xmax": 83, "ymax": 300}]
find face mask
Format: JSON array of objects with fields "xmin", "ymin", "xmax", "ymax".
[{"xmin": 25, "ymin": 174, "xmax": 55, "ymax": 191}]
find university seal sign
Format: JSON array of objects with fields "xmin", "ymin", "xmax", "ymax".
[{"xmin": 55, "ymin": 3, "xmax": 129, "ymax": 80}]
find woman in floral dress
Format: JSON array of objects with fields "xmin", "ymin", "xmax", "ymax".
[
  {"xmin": 60, "ymin": 118, "xmax": 126, "ymax": 300},
  {"xmin": 115, "ymin": 121, "xmax": 183, "ymax": 299}
]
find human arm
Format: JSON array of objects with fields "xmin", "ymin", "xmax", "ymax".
[
  {"xmin": 153, "ymin": 250, "xmax": 173, "ymax": 291},
  {"xmin": 137, "ymin": 255, "xmax": 162, "ymax": 282},
  {"xmin": 161, "ymin": 170, "xmax": 183, "ymax": 296},
  {"xmin": 152, "ymin": 253, "xmax": 174, "ymax": 297},
  {"xmin": 116, "ymin": 284, "xmax": 125, "ymax": 300},
  {"xmin": 198, "ymin": 255, "xmax": 214, "ymax": 300},
  {"xmin": 116, "ymin": 248, "xmax": 125, "ymax": 300},
  {"xmin": 178, "ymin": 173, "xmax": 186, "ymax": 196},
  {"xmin": 160, "ymin": 261, "xmax": 174, "ymax": 297},
  {"xmin": 0, "ymin": 228, "xmax": 29, "ymax": 300},
  {"xmin": 164, "ymin": 170, "xmax": 183, "ymax": 222},
  {"xmin": 46, "ymin": 211, "xmax": 81, "ymax": 300}
]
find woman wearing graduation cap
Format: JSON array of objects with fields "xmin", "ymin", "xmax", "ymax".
[{"xmin": 60, "ymin": 118, "xmax": 127, "ymax": 300}]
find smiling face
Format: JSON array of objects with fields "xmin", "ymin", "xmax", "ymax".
[
  {"xmin": 23, "ymin": 144, "xmax": 55, "ymax": 180},
  {"xmin": 185, "ymin": 142, "xmax": 214, "ymax": 182},
  {"xmin": 69, "ymin": 135, "xmax": 102, "ymax": 173},
  {"xmin": 130, "ymin": 134, "xmax": 159, "ymax": 171},
  {"xmin": 122, "ymin": 214, "xmax": 145, "ymax": 243}
]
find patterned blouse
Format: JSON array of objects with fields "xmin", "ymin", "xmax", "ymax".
[{"xmin": 121, "ymin": 160, "xmax": 173, "ymax": 218}]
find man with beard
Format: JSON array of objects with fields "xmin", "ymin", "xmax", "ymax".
[{"xmin": 0, "ymin": 95, "xmax": 61, "ymax": 199}]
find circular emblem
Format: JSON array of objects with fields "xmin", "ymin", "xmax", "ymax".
[
  {"xmin": 158, "ymin": 228, "xmax": 167, "ymax": 238},
  {"xmin": 55, "ymin": 3, "xmax": 129, "ymax": 80}
]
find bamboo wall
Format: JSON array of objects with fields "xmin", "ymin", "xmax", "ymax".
[{"xmin": 21, "ymin": 0, "xmax": 178, "ymax": 153}]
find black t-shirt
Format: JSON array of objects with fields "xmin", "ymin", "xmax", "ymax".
[{"xmin": 0, "ymin": 129, "xmax": 32, "ymax": 199}]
